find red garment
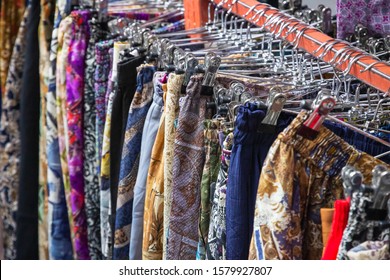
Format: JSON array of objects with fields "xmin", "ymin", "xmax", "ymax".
[{"xmin": 322, "ymin": 199, "xmax": 350, "ymax": 260}]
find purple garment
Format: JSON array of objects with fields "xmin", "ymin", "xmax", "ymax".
[
  {"xmin": 66, "ymin": 10, "xmax": 91, "ymax": 260},
  {"xmin": 337, "ymin": 0, "xmax": 390, "ymax": 39}
]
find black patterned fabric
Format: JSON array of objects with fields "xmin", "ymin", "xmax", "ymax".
[{"xmin": 83, "ymin": 21, "xmax": 102, "ymax": 260}]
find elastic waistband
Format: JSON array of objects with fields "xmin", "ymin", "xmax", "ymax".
[
  {"xmin": 234, "ymin": 103, "xmax": 294, "ymax": 131},
  {"xmin": 235, "ymin": 104, "xmax": 266, "ymax": 133},
  {"xmin": 279, "ymin": 111, "xmax": 362, "ymax": 180}
]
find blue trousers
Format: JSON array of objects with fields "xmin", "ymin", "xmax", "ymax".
[{"xmin": 226, "ymin": 104, "xmax": 293, "ymax": 260}]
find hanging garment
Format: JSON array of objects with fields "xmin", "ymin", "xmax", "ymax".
[
  {"xmin": 323, "ymin": 121, "xmax": 390, "ymax": 165},
  {"xmin": 114, "ymin": 64, "xmax": 156, "ymax": 260},
  {"xmin": 83, "ymin": 22, "xmax": 101, "ymax": 260},
  {"xmin": 321, "ymin": 200, "xmax": 350, "ymax": 260},
  {"xmin": 17, "ymin": 0, "xmax": 40, "ymax": 259},
  {"xmin": 336, "ymin": 191, "xmax": 385, "ymax": 259},
  {"xmin": 94, "ymin": 39, "xmax": 114, "ymax": 176},
  {"xmin": 0, "ymin": 0, "xmax": 25, "ymax": 94},
  {"xmin": 0, "ymin": 212, "xmax": 3, "ymax": 259},
  {"xmin": 226, "ymin": 106, "xmax": 293, "ymax": 260},
  {"xmin": 337, "ymin": 0, "xmax": 390, "ymax": 39},
  {"xmin": 167, "ymin": 75, "xmax": 213, "ymax": 260},
  {"xmin": 100, "ymin": 79, "xmax": 116, "ymax": 259},
  {"xmin": 56, "ymin": 15, "xmax": 74, "ymax": 257},
  {"xmin": 252, "ymin": 111, "xmax": 389, "ymax": 260},
  {"xmin": 38, "ymin": 0, "xmax": 55, "ymax": 261},
  {"xmin": 46, "ymin": 1, "xmax": 73, "ymax": 260},
  {"xmin": 110, "ymin": 57, "xmax": 145, "ymax": 246},
  {"xmin": 130, "ymin": 71, "xmax": 165, "ymax": 260},
  {"xmin": 207, "ymin": 132, "xmax": 234, "ymax": 260},
  {"xmin": 101, "ymin": 41, "xmax": 128, "ymax": 256},
  {"xmin": 101, "ymin": 43, "xmax": 121, "ymax": 259},
  {"xmin": 0, "ymin": 5, "xmax": 29, "ymax": 260},
  {"xmin": 94, "ymin": 39, "xmax": 114, "ymax": 259},
  {"xmin": 142, "ymin": 111, "xmax": 166, "ymax": 260},
  {"xmin": 196, "ymin": 120, "xmax": 221, "ymax": 260},
  {"xmin": 163, "ymin": 73, "xmax": 184, "ymax": 259},
  {"xmin": 65, "ymin": 10, "xmax": 91, "ymax": 260}
]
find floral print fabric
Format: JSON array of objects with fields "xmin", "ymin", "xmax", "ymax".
[
  {"xmin": 337, "ymin": 0, "xmax": 390, "ymax": 39},
  {"xmin": 56, "ymin": 16, "xmax": 74, "ymax": 255},
  {"xmin": 46, "ymin": 0, "xmax": 73, "ymax": 260},
  {"xmin": 66, "ymin": 10, "xmax": 91, "ymax": 260}
]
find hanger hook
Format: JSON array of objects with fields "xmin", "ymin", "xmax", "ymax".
[
  {"xmin": 244, "ymin": 3, "xmax": 263, "ymax": 18},
  {"xmin": 218, "ymin": 0, "xmax": 230, "ymax": 8},
  {"xmin": 360, "ymin": 60, "xmax": 389, "ymax": 73},
  {"xmin": 227, "ymin": 0, "xmax": 239, "ymax": 14}
]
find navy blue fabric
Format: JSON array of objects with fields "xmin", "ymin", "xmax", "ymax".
[
  {"xmin": 323, "ymin": 121, "xmax": 390, "ymax": 164},
  {"xmin": 225, "ymin": 104, "xmax": 294, "ymax": 260}
]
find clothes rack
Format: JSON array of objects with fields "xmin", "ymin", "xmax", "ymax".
[{"xmin": 184, "ymin": 0, "xmax": 390, "ymax": 95}]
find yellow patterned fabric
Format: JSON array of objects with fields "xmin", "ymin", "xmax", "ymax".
[
  {"xmin": 143, "ymin": 113, "xmax": 165, "ymax": 260},
  {"xmin": 251, "ymin": 111, "xmax": 389, "ymax": 260},
  {"xmin": 0, "ymin": 0, "xmax": 25, "ymax": 94}
]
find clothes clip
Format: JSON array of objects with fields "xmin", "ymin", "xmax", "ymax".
[
  {"xmin": 261, "ymin": 87, "xmax": 287, "ymax": 128},
  {"xmin": 372, "ymin": 167, "xmax": 390, "ymax": 210},
  {"xmin": 341, "ymin": 165, "xmax": 363, "ymax": 199},
  {"xmin": 216, "ymin": 86, "xmax": 233, "ymax": 117},
  {"xmin": 157, "ymin": 39, "xmax": 169, "ymax": 71},
  {"xmin": 297, "ymin": 90, "xmax": 336, "ymax": 140},
  {"xmin": 181, "ymin": 54, "xmax": 198, "ymax": 94},
  {"xmin": 135, "ymin": 29, "xmax": 150, "ymax": 54},
  {"xmin": 173, "ymin": 48, "xmax": 186, "ymax": 74},
  {"xmin": 320, "ymin": 7, "xmax": 333, "ymax": 35},
  {"xmin": 164, "ymin": 43, "xmax": 177, "ymax": 73},
  {"xmin": 228, "ymin": 82, "xmax": 246, "ymax": 102},
  {"xmin": 207, "ymin": 85, "xmax": 226, "ymax": 111},
  {"xmin": 201, "ymin": 53, "xmax": 221, "ymax": 96},
  {"xmin": 366, "ymin": 167, "xmax": 390, "ymax": 221},
  {"xmin": 145, "ymin": 35, "xmax": 159, "ymax": 64},
  {"xmin": 354, "ymin": 24, "xmax": 369, "ymax": 47}
]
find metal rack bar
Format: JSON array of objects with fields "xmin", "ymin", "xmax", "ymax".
[{"xmin": 189, "ymin": 0, "xmax": 390, "ymax": 95}]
